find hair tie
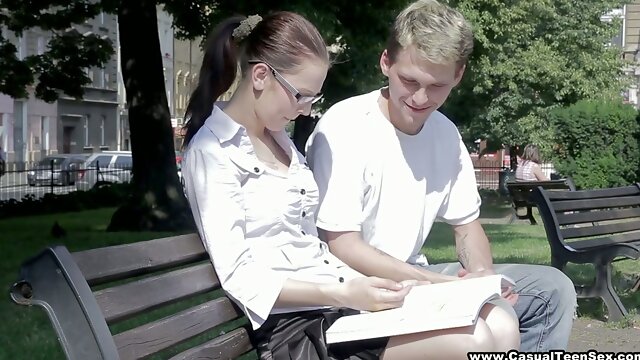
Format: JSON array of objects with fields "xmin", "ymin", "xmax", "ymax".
[{"xmin": 232, "ymin": 15, "xmax": 263, "ymax": 41}]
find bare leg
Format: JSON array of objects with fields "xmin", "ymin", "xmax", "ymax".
[
  {"xmin": 479, "ymin": 301, "xmax": 521, "ymax": 352},
  {"xmin": 381, "ymin": 318, "xmax": 495, "ymax": 360}
]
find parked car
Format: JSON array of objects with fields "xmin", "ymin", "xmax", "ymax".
[
  {"xmin": 28, "ymin": 154, "xmax": 89, "ymax": 186},
  {"xmin": 75, "ymin": 151, "xmax": 133, "ymax": 191}
]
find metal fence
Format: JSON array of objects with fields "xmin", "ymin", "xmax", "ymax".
[
  {"xmin": 0, "ymin": 160, "xmax": 557, "ymax": 202},
  {"xmin": 474, "ymin": 163, "xmax": 556, "ymax": 190},
  {"xmin": 0, "ymin": 161, "xmax": 131, "ymax": 202}
]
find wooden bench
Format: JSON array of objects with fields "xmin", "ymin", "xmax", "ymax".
[
  {"xmin": 532, "ymin": 184, "xmax": 640, "ymax": 321},
  {"xmin": 506, "ymin": 179, "xmax": 576, "ymax": 225},
  {"xmin": 9, "ymin": 233, "xmax": 256, "ymax": 360}
]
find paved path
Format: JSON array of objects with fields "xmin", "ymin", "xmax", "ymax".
[{"xmin": 568, "ymin": 316, "xmax": 640, "ymax": 352}]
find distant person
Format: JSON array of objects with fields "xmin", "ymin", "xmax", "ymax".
[{"xmin": 515, "ymin": 144, "xmax": 549, "ymax": 181}]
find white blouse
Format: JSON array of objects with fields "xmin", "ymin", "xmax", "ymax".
[{"xmin": 182, "ymin": 105, "xmax": 362, "ymax": 330}]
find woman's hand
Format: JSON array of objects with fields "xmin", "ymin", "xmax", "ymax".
[{"xmin": 333, "ymin": 276, "xmax": 413, "ymax": 312}]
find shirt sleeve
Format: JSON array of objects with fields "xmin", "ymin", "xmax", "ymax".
[
  {"xmin": 306, "ymin": 110, "xmax": 366, "ymax": 232},
  {"xmin": 437, "ymin": 135, "xmax": 481, "ymax": 225},
  {"xmin": 183, "ymin": 147, "xmax": 287, "ymax": 329}
]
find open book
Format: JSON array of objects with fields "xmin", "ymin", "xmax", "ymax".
[{"xmin": 325, "ymin": 274, "xmax": 515, "ymax": 344}]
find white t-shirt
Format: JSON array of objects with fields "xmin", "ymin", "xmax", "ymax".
[{"xmin": 306, "ymin": 89, "xmax": 481, "ymax": 266}]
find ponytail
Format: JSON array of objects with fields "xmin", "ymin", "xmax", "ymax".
[{"xmin": 183, "ymin": 16, "xmax": 244, "ymax": 147}]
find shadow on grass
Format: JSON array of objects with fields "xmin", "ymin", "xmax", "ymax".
[{"xmin": 479, "ymin": 192, "xmax": 513, "ymax": 220}]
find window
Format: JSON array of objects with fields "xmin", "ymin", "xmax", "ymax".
[
  {"xmin": 104, "ymin": 72, "xmax": 110, "ymax": 89},
  {"xmin": 100, "ymin": 116, "xmax": 105, "ymax": 146},
  {"xmin": 40, "ymin": 116, "xmax": 51, "ymax": 150},
  {"xmin": 85, "ymin": 68, "xmax": 94, "ymax": 86},
  {"xmin": 17, "ymin": 35, "xmax": 25, "ymax": 59},
  {"xmin": 37, "ymin": 37, "xmax": 45, "ymax": 55},
  {"xmin": 114, "ymin": 155, "xmax": 132, "ymax": 169},
  {"xmin": 100, "ymin": 12, "xmax": 105, "ymax": 24},
  {"xmin": 601, "ymin": 8, "xmax": 625, "ymax": 48},
  {"xmin": 100, "ymin": 69, "xmax": 105, "ymax": 88},
  {"xmin": 90, "ymin": 155, "xmax": 112, "ymax": 168},
  {"xmin": 84, "ymin": 116, "xmax": 90, "ymax": 147}
]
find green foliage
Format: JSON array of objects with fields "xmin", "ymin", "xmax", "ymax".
[
  {"xmin": 546, "ymin": 99, "xmax": 640, "ymax": 189},
  {"xmin": 206, "ymin": 1, "xmax": 407, "ymax": 108},
  {"xmin": 0, "ymin": 0, "xmax": 115, "ymax": 101},
  {"xmin": 0, "ymin": 183, "xmax": 132, "ymax": 219},
  {"xmin": 442, "ymin": 0, "xmax": 630, "ymax": 148}
]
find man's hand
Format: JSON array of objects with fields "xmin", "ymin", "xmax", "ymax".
[{"xmin": 458, "ymin": 268, "xmax": 519, "ymax": 306}]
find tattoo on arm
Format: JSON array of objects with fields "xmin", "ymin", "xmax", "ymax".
[{"xmin": 457, "ymin": 233, "xmax": 470, "ymax": 269}]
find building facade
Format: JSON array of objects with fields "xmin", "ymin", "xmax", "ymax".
[
  {"xmin": 173, "ymin": 37, "xmax": 204, "ymax": 149},
  {"xmin": 622, "ymin": 2, "xmax": 640, "ymax": 106},
  {"xmin": 0, "ymin": 12, "xmax": 119, "ymax": 164},
  {"xmin": 0, "ymin": 28, "xmax": 59, "ymax": 164}
]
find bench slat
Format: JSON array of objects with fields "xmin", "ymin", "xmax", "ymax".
[
  {"xmin": 556, "ymin": 208, "xmax": 640, "ymax": 225},
  {"xmin": 168, "ymin": 328, "xmax": 253, "ymax": 360},
  {"xmin": 561, "ymin": 220, "xmax": 640, "ymax": 239},
  {"xmin": 546, "ymin": 185, "xmax": 639, "ymax": 200},
  {"xmin": 552, "ymin": 196, "xmax": 640, "ymax": 212},
  {"xmin": 95, "ymin": 263, "xmax": 219, "ymax": 324},
  {"xmin": 565, "ymin": 231, "xmax": 640, "ymax": 251},
  {"xmin": 114, "ymin": 297, "xmax": 244, "ymax": 360},
  {"xmin": 74, "ymin": 234, "xmax": 207, "ymax": 285}
]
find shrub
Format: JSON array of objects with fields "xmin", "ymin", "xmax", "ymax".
[
  {"xmin": 547, "ymin": 99, "xmax": 639, "ymax": 189},
  {"xmin": 0, "ymin": 183, "xmax": 131, "ymax": 219}
]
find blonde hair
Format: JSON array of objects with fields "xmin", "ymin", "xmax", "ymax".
[{"xmin": 387, "ymin": 0, "xmax": 473, "ymax": 65}]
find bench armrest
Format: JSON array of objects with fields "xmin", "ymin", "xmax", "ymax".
[{"xmin": 9, "ymin": 246, "xmax": 119, "ymax": 360}]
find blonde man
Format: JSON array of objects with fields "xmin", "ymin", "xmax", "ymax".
[{"xmin": 307, "ymin": 0, "xmax": 576, "ymax": 352}]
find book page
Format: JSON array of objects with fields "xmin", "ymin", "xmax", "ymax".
[{"xmin": 325, "ymin": 274, "xmax": 511, "ymax": 343}]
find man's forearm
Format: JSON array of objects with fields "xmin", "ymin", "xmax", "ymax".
[
  {"xmin": 321, "ymin": 230, "xmax": 457, "ymax": 283},
  {"xmin": 453, "ymin": 220, "xmax": 493, "ymax": 272}
]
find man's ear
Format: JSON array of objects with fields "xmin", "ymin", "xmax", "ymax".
[
  {"xmin": 250, "ymin": 63, "xmax": 270, "ymax": 91},
  {"xmin": 380, "ymin": 49, "xmax": 391, "ymax": 77},
  {"xmin": 453, "ymin": 63, "xmax": 466, "ymax": 87}
]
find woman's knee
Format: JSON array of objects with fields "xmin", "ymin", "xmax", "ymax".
[
  {"xmin": 486, "ymin": 305, "xmax": 521, "ymax": 351},
  {"xmin": 466, "ymin": 319, "xmax": 496, "ymax": 353}
]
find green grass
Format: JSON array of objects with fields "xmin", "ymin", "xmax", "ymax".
[
  {"xmin": 1, "ymin": 202, "xmax": 639, "ymax": 358},
  {"xmin": 423, "ymin": 219, "xmax": 640, "ymax": 323},
  {"xmin": 0, "ymin": 208, "xmax": 178, "ymax": 360}
]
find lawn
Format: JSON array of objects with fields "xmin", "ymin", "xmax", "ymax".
[
  {"xmin": 0, "ymin": 208, "xmax": 178, "ymax": 360},
  {"xmin": 1, "ymin": 203, "xmax": 639, "ymax": 358},
  {"xmin": 424, "ymin": 197, "xmax": 640, "ymax": 321}
]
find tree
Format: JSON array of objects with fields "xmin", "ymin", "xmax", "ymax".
[
  {"xmin": 0, "ymin": 1, "xmax": 410, "ymax": 230},
  {"xmin": 441, "ymin": 0, "xmax": 630, "ymax": 151},
  {"xmin": 0, "ymin": 0, "xmax": 201, "ymax": 231}
]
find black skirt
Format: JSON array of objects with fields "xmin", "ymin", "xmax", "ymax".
[{"xmin": 250, "ymin": 308, "xmax": 389, "ymax": 360}]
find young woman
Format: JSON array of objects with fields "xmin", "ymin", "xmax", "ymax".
[
  {"xmin": 516, "ymin": 144, "xmax": 549, "ymax": 181},
  {"xmin": 181, "ymin": 11, "xmax": 520, "ymax": 360}
]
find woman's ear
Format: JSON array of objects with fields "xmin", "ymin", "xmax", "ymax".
[{"xmin": 251, "ymin": 63, "xmax": 270, "ymax": 91}]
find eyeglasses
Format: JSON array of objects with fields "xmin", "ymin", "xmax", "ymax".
[{"xmin": 248, "ymin": 60, "xmax": 323, "ymax": 105}]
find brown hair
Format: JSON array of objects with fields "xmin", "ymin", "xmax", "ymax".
[
  {"xmin": 183, "ymin": 12, "xmax": 329, "ymax": 146},
  {"xmin": 522, "ymin": 144, "xmax": 542, "ymax": 164}
]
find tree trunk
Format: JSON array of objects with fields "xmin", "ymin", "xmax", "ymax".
[{"xmin": 108, "ymin": 0, "xmax": 195, "ymax": 231}]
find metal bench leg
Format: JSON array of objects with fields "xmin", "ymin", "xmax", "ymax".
[
  {"xmin": 596, "ymin": 262, "xmax": 628, "ymax": 321},
  {"xmin": 526, "ymin": 206, "xmax": 537, "ymax": 225},
  {"xmin": 550, "ymin": 255, "xmax": 567, "ymax": 271}
]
